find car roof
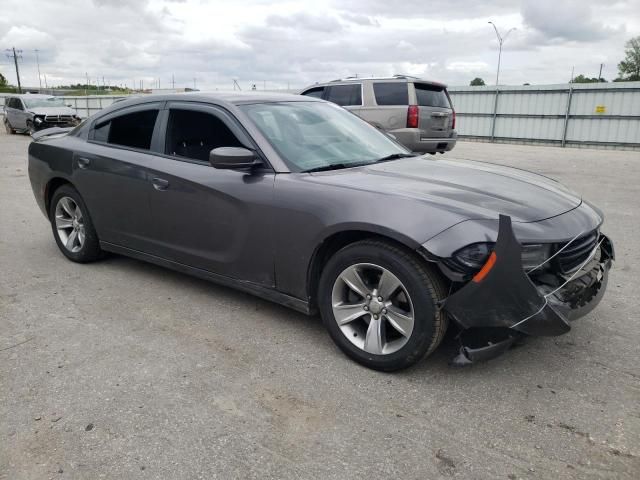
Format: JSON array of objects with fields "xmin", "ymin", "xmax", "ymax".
[
  {"xmin": 94, "ymin": 91, "xmax": 323, "ymax": 117},
  {"xmin": 302, "ymin": 75, "xmax": 448, "ymax": 89}
]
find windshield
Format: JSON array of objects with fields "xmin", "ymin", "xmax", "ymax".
[
  {"xmin": 23, "ymin": 97, "xmax": 66, "ymax": 109},
  {"xmin": 240, "ymin": 101, "xmax": 410, "ymax": 172}
]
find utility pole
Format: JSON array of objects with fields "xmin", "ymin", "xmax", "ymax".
[
  {"xmin": 598, "ymin": 63, "xmax": 604, "ymax": 82},
  {"xmin": 488, "ymin": 22, "xmax": 516, "ymax": 86},
  {"xmin": 193, "ymin": 77, "xmax": 197, "ymax": 89},
  {"xmin": 85, "ymin": 72, "xmax": 89, "ymax": 95},
  {"xmin": 5, "ymin": 47, "xmax": 23, "ymax": 93},
  {"xmin": 34, "ymin": 49, "xmax": 42, "ymax": 90},
  {"xmin": 171, "ymin": 74, "xmax": 175, "ymax": 89}
]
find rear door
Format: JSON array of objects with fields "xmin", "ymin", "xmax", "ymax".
[
  {"xmin": 411, "ymin": 82, "xmax": 453, "ymax": 138},
  {"xmin": 75, "ymin": 103, "xmax": 162, "ymax": 251},
  {"xmin": 365, "ymin": 81, "xmax": 409, "ymax": 130}
]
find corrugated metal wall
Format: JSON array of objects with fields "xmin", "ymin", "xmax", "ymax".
[
  {"xmin": 449, "ymin": 82, "xmax": 640, "ymax": 150},
  {"xmin": 2, "ymin": 83, "xmax": 639, "ymax": 150}
]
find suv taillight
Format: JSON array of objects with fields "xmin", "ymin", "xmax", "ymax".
[
  {"xmin": 452, "ymin": 109, "xmax": 456, "ymax": 129},
  {"xmin": 407, "ymin": 105, "xmax": 419, "ymax": 128}
]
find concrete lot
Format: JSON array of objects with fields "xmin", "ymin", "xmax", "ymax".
[{"xmin": 1, "ymin": 129, "xmax": 638, "ymax": 480}]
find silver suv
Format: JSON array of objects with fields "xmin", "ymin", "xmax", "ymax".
[
  {"xmin": 300, "ymin": 75, "xmax": 457, "ymax": 154},
  {"xmin": 3, "ymin": 94, "xmax": 81, "ymax": 135}
]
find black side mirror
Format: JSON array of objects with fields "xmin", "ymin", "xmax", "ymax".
[{"xmin": 209, "ymin": 147, "xmax": 262, "ymax": 170}]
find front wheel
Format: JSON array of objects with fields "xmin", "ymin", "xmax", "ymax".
[
  {"xmin": 27, "ymin": 121, "xmax": 36, "ymax": 136},
  {"xmin": 49, "ymin": 185, "xmax": 103, "ymax": 263},
  {"xmin": 318, "ymin": 240, "xmax": 448, "ymax": 371}
]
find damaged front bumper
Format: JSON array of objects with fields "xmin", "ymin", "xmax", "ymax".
[{"xmin": 440, "ymin": 215, "xmax": 614, "ymax": 366}]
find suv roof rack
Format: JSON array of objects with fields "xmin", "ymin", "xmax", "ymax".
[{"xmin": 328, "ymin": 74, "xmax": 423, "ymax": 83}]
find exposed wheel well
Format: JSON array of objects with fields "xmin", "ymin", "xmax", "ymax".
[
  {"xmin": 45, "ymin": 178, "xmax": 73, "ymax": 217},
  {"xmin": 307, "ymin": 230, "xmax": 445, "ymax": 311}
]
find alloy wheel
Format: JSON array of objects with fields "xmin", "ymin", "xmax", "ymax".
[
  {"xmin": 331, "ymin": 263, "xmax": 415, "ymax": 355},
  {"xmin": 54, "ymin": 196, "xmax": 85, "ymax": 253}
]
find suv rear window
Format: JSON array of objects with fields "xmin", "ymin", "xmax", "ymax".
[
  {"xmin": 414, "ymin": 83, "xmax": 451, "ymax": 108},
  {"xmin": 373, "ymin": 83, "xmax": 409, "ymax": 105},
  {"xmin": 325, "ymin": 84, "xmax": 362, "ymax": 106}
]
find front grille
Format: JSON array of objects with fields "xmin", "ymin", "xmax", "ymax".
[
  {"xmin": 44, "ymin": 114, "xmax": 74, "ymax": 124},
  {"xmin": 555, "ymin": 230, "xmax": 599, "ymax": 273}
]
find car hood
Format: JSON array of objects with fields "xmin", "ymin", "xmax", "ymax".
[
  {"xmin": 28, "ymin": 106, "xmax": 76, "ymax": 116},
  {"xmin": 307, "ymin": 157, "xmax": 582, "ymax": 223}
]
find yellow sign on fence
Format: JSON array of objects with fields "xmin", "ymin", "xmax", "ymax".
[{"xmin": 595, "ymin": 105, "xmax": 606, "ymax": 114}]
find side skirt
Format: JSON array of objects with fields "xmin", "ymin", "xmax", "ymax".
[{"xmin": 100, "ymin": 241, "xmax": 313, "ymax": 315}]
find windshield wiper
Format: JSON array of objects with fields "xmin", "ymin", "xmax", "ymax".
[
  {"xmin": 302, "ymin": 162, "xmax": 369, "ymax": 173},
  {"xmin": 372, "ymin": 153, "xmax": 418, "ymax": 163}
]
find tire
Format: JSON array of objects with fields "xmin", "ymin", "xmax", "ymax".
[
  {"xmin": 318, "ymin": 239, "xmax": 448, "ymax": 371},
  {"xmin": 4, "ymin": 118, "xmax": 15, "ymax": 135},
  {"xmin": 49, "ymin": 184, "xmax": 103, "ymax": 263},
  {"xmin": 27, "ymin": 121, "xmax": 36, "ymax": 136}
]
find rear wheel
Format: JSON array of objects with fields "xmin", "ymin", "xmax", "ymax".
[
  {"xmin": 318, "ymin": 239, "xmax": 448, "ymax": 371},
  {"xmin": 49, "ymin": 185, "xmax": 103, "ymax": 263}
]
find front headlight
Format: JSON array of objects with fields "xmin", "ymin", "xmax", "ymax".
[
  {"xmin": 452, "ymin": 242, "xmax": 551, "ymax": 272},
  {"xmin": 34, "ymin": 116, "xmax": 43, "ymax": 124}
]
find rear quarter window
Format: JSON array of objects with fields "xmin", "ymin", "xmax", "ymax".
[
  {"xmin": 301, "ymin": 87, "xmax": 325, "ymax": 99},
  {"xmin": 373, "ymin": 83, "xmax": 409, "ymax": 105},
  {"xmin": 414, "ymin": 83, "xmax": 451, "ymax": 108},
  {"xmin": 325, "ymin": 84, "xmax": 362, "ymax": 106}
]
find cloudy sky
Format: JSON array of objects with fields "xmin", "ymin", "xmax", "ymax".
[{"xmin": 1, "ymin": 0, "xmax": 639, "ymax": 90}]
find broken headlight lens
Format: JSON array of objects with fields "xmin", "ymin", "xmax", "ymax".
[
  {"xmin": 453, "ymin": 243, "xmax": 494, "ymax": 269},
  {"xmin": 452, "ymin": 243, "xmax": 551, "ymax": 271}
]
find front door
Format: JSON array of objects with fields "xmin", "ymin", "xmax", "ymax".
[{"xmin": 145, "ymin": 103, "xmax": 276, "ymax": 287}]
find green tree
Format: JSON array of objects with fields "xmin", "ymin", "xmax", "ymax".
[
  {"xmin": 469, "ymin": 77, "xmax": 485, "ymax": 86},
  {"xmin": 617, "ymin": 36, "xmax": 640, "ymax": 81},
  {"xmin": 0, "ymin": 72, "xmax": 8, "ymax": 87},
  {"xmin": 571, "ymin": 74, "xmax": 606, "ymax": 83}
]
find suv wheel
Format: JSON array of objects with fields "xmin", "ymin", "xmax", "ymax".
[
  {"xmin": 49, "ymin": 185, "xmax": 103, "ymax": 263},
  {"xmin": 318, "ymin": 240, "xmax": 448, "ymax": 371},
  {"xmin": 27, "ymin": 120, "xmax": 36, "ymax": 136}
]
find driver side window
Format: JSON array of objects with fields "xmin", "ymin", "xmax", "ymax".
[{"xmin": 165, "ymin": 109, "xmax": 243, "ymax": 163}]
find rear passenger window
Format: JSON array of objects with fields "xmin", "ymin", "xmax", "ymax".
[
  {"xmin": 95, "ymin": 110, "xmax": 158, "ymax": 150},
  {"xmin": 302, "ymin": 87, "xmax": 325, "ymax": 99},
  {"xmin": 325, "ymin": 84, "xmax": 362, "ymax": 106},
  {"xmin": 373, "ymin": 83, "xmax": 409, "ymax": 105},
  {"xmin": 165, "ymin": 109, "xmax": 242, "ymax": 162},
  {"xmin": 415, "ymin": 84, "xmax": 451, "ymax": 108}
]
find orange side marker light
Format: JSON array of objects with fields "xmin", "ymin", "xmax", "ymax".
[{"xmin": 472, "ymin": 252, "xmax": 497, "ymax": 283}]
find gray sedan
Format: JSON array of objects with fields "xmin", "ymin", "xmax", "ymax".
[{"xmin": 27, "ymin": 92, "xmax": 613, "ymax": 371}]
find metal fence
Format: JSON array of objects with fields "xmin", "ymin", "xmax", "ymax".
[
  {"xmin": 448, "ymin": 81, "xmax": 640, "ymax": 150},
  {"xmin": 2, "ymin": 83, "xmax": 640, "ymax": 150}
]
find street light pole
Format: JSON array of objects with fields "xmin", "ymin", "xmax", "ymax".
[{"xmin": 488, "ymin": 22, "xmax": 516, "ymax": 86}]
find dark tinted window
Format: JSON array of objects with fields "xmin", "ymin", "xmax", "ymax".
[
  {"xmin": 302, "ymin": 87, "xmax": 325, "ymax": 99},
  {"xmin": 325, "ymin": 84, "xmax": 362, "ymax": 106},
  {"xmin": 93, "ymin": 121, "xmax": 110, "ymax": 143},
  {"xmin": 165, "ymin": 109, "xmax": 242, "ymax": 162},
  {"xmin": 5, "ymin": 98, "xmax": 13, "ymax": 108},
  {"xmin": 101, "ymin": 110, "xmax": 158, "ymax": 149},
  {"xmin": 373, "ymin": 83, "xmax": 409, "ymax": 105},
  {"xmin": 414, "ymin": 83, "xmax": 451, "ymax": 108}
]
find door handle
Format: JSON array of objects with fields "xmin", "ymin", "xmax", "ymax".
[
  {"xmin": 152, "ymin": 177, "xmax": 170, "ymax": 191},
  {"xmin": 77, "ymin": 157, "xmax": 91, "ymax": 169}
]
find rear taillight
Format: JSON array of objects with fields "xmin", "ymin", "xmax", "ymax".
[
  {"xmin": 407, "ymin": 105, "xmax": 419, "ymax": 128},
  {"xmin": 452, "ymin": 109, "xmax": 456, "ymax": 129}
]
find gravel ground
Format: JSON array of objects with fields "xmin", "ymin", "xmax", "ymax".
[{"xmin": 1, "ymin": 129, "xmax": 638, "ymax": 480}]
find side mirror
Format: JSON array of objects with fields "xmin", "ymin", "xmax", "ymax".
[{"xmin": 209, "ymin": 147, "xmax": 262, "ymax": 170}]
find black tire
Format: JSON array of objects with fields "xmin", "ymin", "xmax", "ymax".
[
  {"xmin": 4, "ymin": 118, "xmax": 15, "ymax": 135},
  {"xmin": 318, "ymin": 239, "xmax": 448, "ymax": 371},
  {"xmin": 27, "ymin": 120, "xmax": 36, "ymax": 136},
  {"xmin": 49, "ymin": 184, "xmax": 103, "ymax": 263}
]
